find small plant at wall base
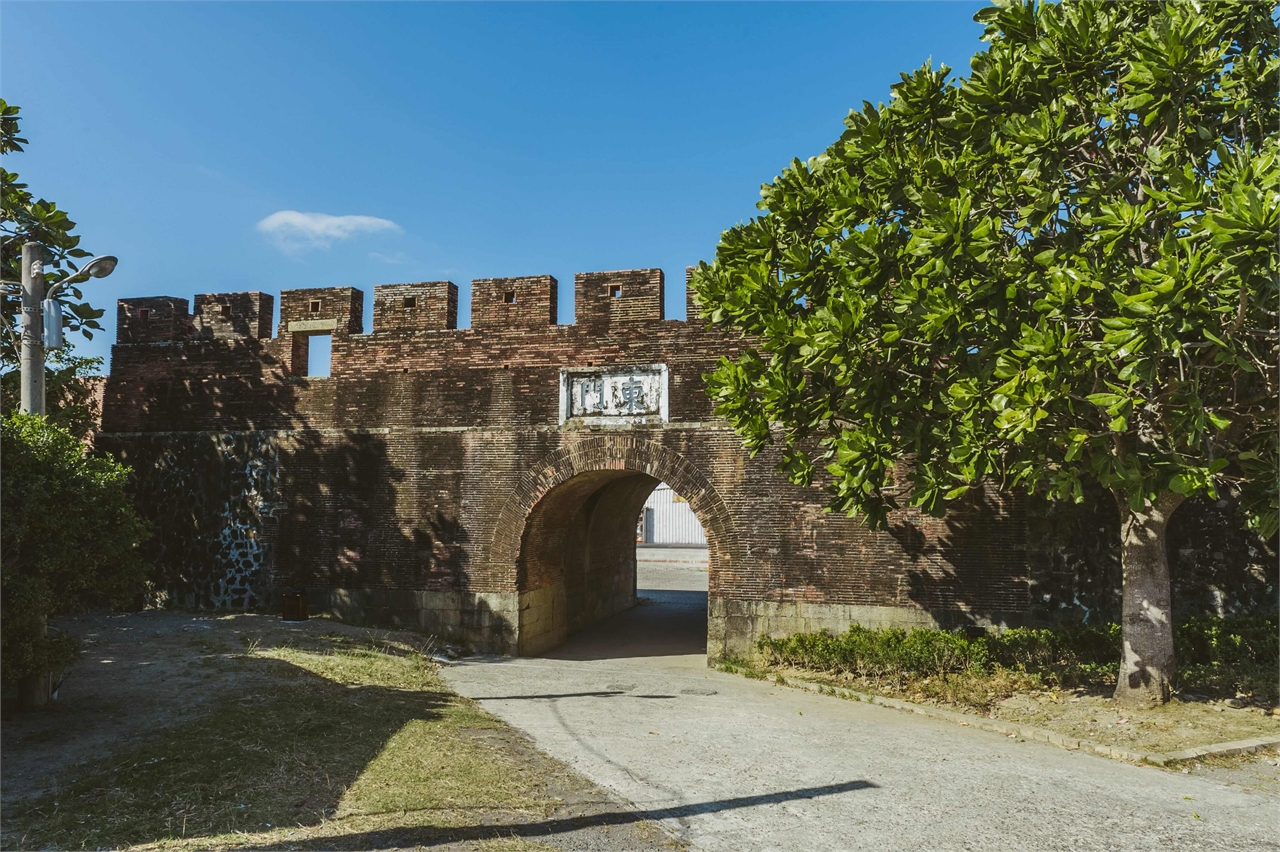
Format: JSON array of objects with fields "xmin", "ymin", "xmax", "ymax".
[
  {"xmin": 1, "ymin": 414, "xmax": 151, "ymax": 707},
  {"xmin": 692, "ymin": 1, "xmax": 1278, "ymax": 705}
]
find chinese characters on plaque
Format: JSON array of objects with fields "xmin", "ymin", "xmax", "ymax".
[{"xmin": 560, "ymin": 365, "xmax": 667, "ymax": 424}]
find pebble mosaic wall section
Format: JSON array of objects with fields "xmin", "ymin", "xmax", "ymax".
[{"xmin": 99, "ymin": 432, "xmax": 281, "ymax": 610}]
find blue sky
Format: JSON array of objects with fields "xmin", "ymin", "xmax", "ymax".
[{"xmin": 3, "ymin": 1, "xmax": 988, "ymax": 368}]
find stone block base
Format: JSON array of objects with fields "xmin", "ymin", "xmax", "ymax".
[
  {"xmin": 308, "ymin": 587, "xmax": 519, "ymax": 654},
  {"xmin": 707, "ymin": 598, "xmax": 1023, "ymax": 661},
  {"xmin": 518, "ymin": 583, "xmax": 569, "ymax": 656}
]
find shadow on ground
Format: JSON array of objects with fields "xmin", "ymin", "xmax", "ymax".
[
  {"xmin": 5, "ymin": 643, "xmax": 451, "ymax": 850},
  {"xmin": 239, "ymin": 780, "xmax": 879, "ymax": 850},
  {"xmin": 533, "ymin": 589, "xmax": 708, "ymax": 663}
]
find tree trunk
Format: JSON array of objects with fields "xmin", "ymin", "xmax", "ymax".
[{"xmin": 1113, "ymin": 490, "xmax": 1185, "ymax": 706}]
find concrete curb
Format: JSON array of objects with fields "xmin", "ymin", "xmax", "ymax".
[{"xmin": 767, "ymin": 674, "xmax": 1280, "ymax": 767}]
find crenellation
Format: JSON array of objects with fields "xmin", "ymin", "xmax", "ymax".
[
  {"xmin": 575, "ymin": 268, "xmax": 664, "ymax": 327},
  {"xmin": 277, "ymin": 286, "xmax": 364, "ymax": 337},
  {"xmin": 685, "ymin": 266, "xmax": 700, "ymax": 323},
  {"xmin": 373, "ymin": 281, "xmax": 458, "ymax": 333},
  {"xmin": 117, "ymin": 296, "xmax": 191, "ymax": 344},
  {"xmin": 470, "ymin": 275, "xmax": 558, "ymax": 329},
  {"xmin": 193, "ymin": 292, "xmax": 274, "ymax": 340},
  {"xmin": 276, "ymin": 287, "xmax": 363, "ymax": 376}
]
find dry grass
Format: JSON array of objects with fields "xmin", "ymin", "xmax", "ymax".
[
  {"xmin": 989, "ymin": 689, "xmax": 1280, "ymax": 755},
  {"xmin": 726, "ymin": 660, "xmax": 1280, "ymax": 759},
  {"xmin": 4, "ymin": 630, "xmax": 669, "ymax": 852}
]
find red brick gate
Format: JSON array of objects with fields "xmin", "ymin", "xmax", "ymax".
[{"xmin": 100, "ymin": 268, "xmax": 1029, "ymax": 658}]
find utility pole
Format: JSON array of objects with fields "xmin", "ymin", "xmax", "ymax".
[{"xmin": 20, "ymin": 241, "xmax": 45, "ymax": 415}]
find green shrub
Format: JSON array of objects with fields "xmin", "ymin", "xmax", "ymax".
[
  {"xmin": 1, "ymin": 414, "xmax": 150, "ymax": 703},
  {"xmin": 760, "ymin": 624, "xmax": 991, "ymax": 679},
  {"xmin": 1174, "ymin": 614, "xmax": 1278, "ymax": 701},
  {"xmin": 758, "ymin": 615, "xmax": 1277, "ymax": 702}
]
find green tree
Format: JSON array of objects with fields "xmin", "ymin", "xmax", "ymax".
[
  {"xmin": 2, "ymin": 100, "xmax": 107, "ymax": 367},
  {"xmin": 1, "ymin": 415, "xmax": 150, "ymax": 706},
  {"xmin": 0, "ymin": 352, "xmax": 105, "ymax": 440},
  {"xmin": 692, "ymin": 0, "xmax": 1277, "ymax": 705}
]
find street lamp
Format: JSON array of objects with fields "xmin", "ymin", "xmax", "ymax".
[{"xmin": 19, "ymin": 241, "xmax": 118, "ymax": 416}]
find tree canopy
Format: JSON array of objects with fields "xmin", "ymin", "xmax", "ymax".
[
  {"xmin": 2, "ymin": 100, "xmax": 107, "ymax": 368},
  {"xmin": 691, "ymin": 0, "xmax": 1278, "ymax": 704},
  {"xmin": 694, "ymin": 0, "xmax": 1276, "ymax": 534}
]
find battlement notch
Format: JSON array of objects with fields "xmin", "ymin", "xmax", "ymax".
[{"xmin": 279, "ymin": 286, "xmax": 363, "ymax": 375}]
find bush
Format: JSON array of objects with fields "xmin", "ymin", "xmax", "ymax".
[
  {"xmin": 1174, "ymin": 613, "xmax": 1279, "ymax": 701},
  {"xmin": 1, "ymin": 414, "xmax": 150, "ymax": 704},
  {"xmin": 757, "ymin": 615, "xmax": 1277, "ymax": 702},
  {"xmin": 759, "ymin": 625, "xmax": 990, "ymax": 680}
]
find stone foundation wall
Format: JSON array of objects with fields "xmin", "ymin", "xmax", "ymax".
[
  {"xmin": 309, "ymin": 587, "xmax": 519, "ymax": 652},
  {"xmin": 710, "ymin": 600, "xmax": 989, "ymax": 660}
]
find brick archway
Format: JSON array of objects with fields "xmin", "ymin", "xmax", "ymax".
[{"xmin": 489, "ymin": 436, "xmax": 736, "ymax": 654}]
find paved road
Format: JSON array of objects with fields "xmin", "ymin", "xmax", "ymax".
[{"xmin": 442, "ymin": 564, "xmax": 1279, "ymax": 851}]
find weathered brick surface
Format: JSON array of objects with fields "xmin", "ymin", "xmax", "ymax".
[
  {"xmin": 471, "ymin": 275, "xmax": 558, "ymax": 329},
  {"xmin": 100, "ymin": 268, "xmax": 1031, "ymax": 656},
  {"xmin": 193, "ymin": 292, "xmax": 274, "ymax": 340},
  {"xmin": 117, "ymin": 296, "xmax": 191, "ymax": 344},
  {"xmin": 373, "ymin": 281, "xmax": 458, "ymax": 333}
]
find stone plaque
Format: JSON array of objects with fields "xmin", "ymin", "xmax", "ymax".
[
  {"xmin": 287, "ymin": 318, "xmax": 339, "ymax": 333},
  {"xmin": 559, "ymin": 365, "xmax": 668, "ymax": 425}
]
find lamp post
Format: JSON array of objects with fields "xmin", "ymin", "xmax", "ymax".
[{"xmin": 18, "ymin": 241, "xmax": 117, "ymax": 415}]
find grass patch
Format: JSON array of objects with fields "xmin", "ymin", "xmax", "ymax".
[
  {"xmin": 714, "ymin": 656, "xmax": 769, "ymax": 680},
  {"xmin": 5, "ymin": 637, "xmax": 601, "ymax": 851}
]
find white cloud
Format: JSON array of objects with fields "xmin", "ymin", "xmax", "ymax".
[
  {"xmin": 368, "ymin": 251, "xmax": 412, "ymax": 265},
  {"xmin": 256, "ymin": 210, "xmax": 401, "ymax": 252}
]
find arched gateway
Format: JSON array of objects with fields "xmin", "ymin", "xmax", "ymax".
[
  {"xmin": 491, "ymin": 438, "xmax": 735, "ymax": 654},
  {"xmin": 99, "ymin": 268, "xmax": 1030, "ymax": 660}
]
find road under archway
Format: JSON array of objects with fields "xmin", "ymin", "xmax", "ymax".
[{"xmin": 515, "ymin": 465, "xmax": 713, "ymax": 658}]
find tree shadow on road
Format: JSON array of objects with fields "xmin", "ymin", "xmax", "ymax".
[{"xmin": 239, "ymin": 780, "xmax": 880, "ymax": 850}]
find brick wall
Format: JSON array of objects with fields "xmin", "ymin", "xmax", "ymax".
[
  {"xmin": 471, "ymin": 275, "xmax": 558, "ymax": 329},
  {"xmin": 575, "ymin": 269, "xmax": 664, "ymax": 328},
  {"xmin": 372, "ymin": 281, "xmax": 458, "ymax": 333},
  {"xmin": 101, "ymin": 267, "xmax": 1032, "ymax": 655},
  {"xmin": 117, "ymin": 296, "xmax": 191, "ymax": 344},
  {"xmin": 193, "ymin": 292, "xmax": 274, "ymax": 340}
]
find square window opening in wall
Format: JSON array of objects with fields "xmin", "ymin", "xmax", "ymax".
[
  {"xmin": 608, "ymin": 285, "xmax": 622, "ymax": 298},
  {"xmin": 138, "ymin": 308, "xmax": 151, "ymax": 320},
  {"xmin": 220, "ymin": 304, "xmax": 231, "ymax": 318},
  {"xmin": 306, "ymin": 333, "xmax": 332, "ymax": 377},
  {"xmin": 503, "ymin": 291, "xmax": 516, "ymax": 304},
  {"xmin": 403, "ymin": 296, "xmax": 417, "ymax": 309},
  {"xmin": 309, "ymin": 299, "xmax": 323, "ymax": 313}
]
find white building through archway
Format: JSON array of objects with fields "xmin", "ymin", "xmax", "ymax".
[{"xmin": 637, "ymin": 482, "xmax": 707, "ymax": 545}]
